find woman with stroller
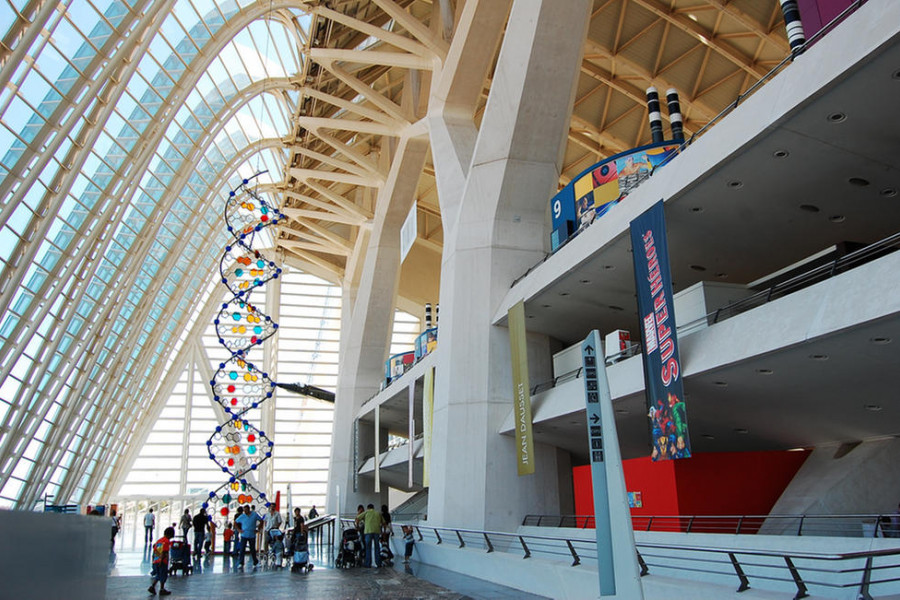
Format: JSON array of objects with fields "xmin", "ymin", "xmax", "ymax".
[{"xmin": 289, "ymin": 508, "xmax": 313, "ymax": 573}]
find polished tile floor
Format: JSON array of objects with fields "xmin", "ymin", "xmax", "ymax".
[{"xmin": 105, "ymin": 548, "xmax": 549, "ymax": 600}]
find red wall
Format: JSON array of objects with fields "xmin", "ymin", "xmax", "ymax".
[
  {"xmin": 573, "ymin": 450, "xmax": 810, "ymax": 521},
  {"xmin": 798, "ymin": 0, "xmax": 858, "ymax": 44}
]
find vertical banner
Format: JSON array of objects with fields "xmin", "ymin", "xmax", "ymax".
[
  {"xmin": 582, "ymin": 330, "xmax": 644, "ymax": 599},
  {"xmin": 423, "ymin": 366, "xmax": 434, "ymax": 486},
  {"xmin": 408, "ymin": 382, "xmax": 415, "ymax": 489},
  {"xmin": 508, "ymin": 300, "xmax": 535, "ymax": 476},
  {"xmin": 629, "ymin": 200, "xmax": 691, "ymax": 461},
  {"xmin": 374, "ymin": 404, "xmax": 381, "ymax": 493}
]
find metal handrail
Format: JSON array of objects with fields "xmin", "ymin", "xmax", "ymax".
[
  {"xmin": 523, "ymin": 513, "xmax": 897, "ymax": 538},
  {"xmin": 356, "ymin": 517, "xmax": 900, "ymax": 600}
]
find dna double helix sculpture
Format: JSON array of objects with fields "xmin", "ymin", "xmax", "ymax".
[{"xmin": 203, "ymin": 173, "xmax": 284, "ymax": 519}]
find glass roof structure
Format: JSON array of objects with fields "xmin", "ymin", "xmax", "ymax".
[
  {"xmin": 0, "ymin": 0, "xmax": 799, "ymax": 513},
  {"xmin": 0, "ymin": 0, "xmax": 313, "ymax": 508}
]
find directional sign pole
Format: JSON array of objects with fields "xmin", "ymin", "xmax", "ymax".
[{"xmin": 582, "ymin": 330, "xmax": 644, "ymax": 599}]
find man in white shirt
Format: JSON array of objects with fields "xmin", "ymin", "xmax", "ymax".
[
  {"xmin": 143, "ymin": 508, "xmax": 156, "ymax": 545},
  {"xmin": 263, "ymin": 504, "xmax": 283, "ymax": 553}
]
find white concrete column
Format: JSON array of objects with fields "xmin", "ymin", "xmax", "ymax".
[
  {"xmin": 326, "ymin": 132, "xmax": 430, "ymax": 514},
  {"xmin": 428, "ymin": 0, "xmax": 592, "ymax": 531}
]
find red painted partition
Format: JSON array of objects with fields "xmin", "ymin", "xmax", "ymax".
[{"xmin": 573, "ymin": 450, "xmax": 810, "ymax": 532}]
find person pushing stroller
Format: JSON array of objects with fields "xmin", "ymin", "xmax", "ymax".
[{"xmin": 289, "ymin": 508, "xmax": 313, "ymax": 573}]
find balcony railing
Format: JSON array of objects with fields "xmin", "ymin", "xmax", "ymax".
[
  {"xmin": 523, "ymin": 513, "xmax": 897, "ymax": 538},
  {"xmin": 340, "ymin": 516, "xmax": 900, "ymax": 600}
]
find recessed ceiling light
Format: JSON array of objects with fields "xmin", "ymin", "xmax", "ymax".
[
  {"xmin": 715, "ymin": 272, "xmax": 728, "ymax": 278},
  {"xmin": 880, "ymin": 187, "xmax": 897, "ymax": 197},
  {"xmin": 701, "ymin": 434, "xmax": 715, "ymax": 440},
  {"xmin": 603, "ymin": 265, "xmax": 615, "ymax": 270},
  {"xmin": 871, "ymin": 336, "xmax": 892, "ymax": 345},
  {"xmin": 827, "ymin": 112, "xmax": 846, "ymax": 123},
  {"xmin": 713, "ymin": 381, "xmax": 728, "ymax": 387},
  {"xmin": 892, "ymin": 69, "xmax": 900, "ymax": 80},
  {"xmin": 734, "ymin": 428, "xmax": 749, "ymax": 434},
  {"xmin": 527, "ymin": 315, "xmax": 535, "ymax": 319},
  {"xmin": 865, "ymin": 404, "xmax": 883, "ymax": 412},
  {"xmin": 799, "ymin": 204, "xmax": 820, "ymax": 213},
  {"xmin": 809, "ymin": 354, "xmax": 829, "ymax": 361},
  {"xmin": 689, "ymin": 206, "xmax": 703, "ymax": 213},
  {"xmin": 690, "ymin": 264, "xmax": 706, "ymax": 272},
  {"xmin": 829, "ymin": 215, "xmax": 845, "ymax": 223},
  {"xmin": 559, "ymin": 292, "xmax": 570, "ymax": 297},
  {"xmin": 756, "ymin": 368, "xmax": 774, "ymax": 375},
  {"xmin": 787, "ymin": 448, "xmax": 806, "ymax": 452},
  {"xmin": 615, "ymin": 409, "xmax": 629, "ymax": 415},
  {"xmin": 773, "ymin": 150, "xmax": 790, "ymax": 158},
  {"xmin": 580, "ymin": 279, "xmax": 591, "ymax": 284},
  {"xmin": 609, "ymin": 305, "xmax": 624, "ymax": 311},
  {"xmin": 848, "ymin": 177, "xmax": 870, "ymax": 187},
  {"xmin": 541, "ymin": 304, "xmax": 551, "ymax": 309},
  {"xmin": 727, "ymin": 180, "xmax": 743, "ymax": 189}
]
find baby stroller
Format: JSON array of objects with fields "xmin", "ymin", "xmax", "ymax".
[
  {"xmin": 335, "ymin": 528, "xmax": 362, "ymax": 568},
  {"xmin": 289, "ymin": 528, "xmax": 313, "ymax": 573},
  {"xmin": 266, "ymin": 529, "xmax": 285, "ymax": 569},
  {"xmin": 168, "ymin": 540, "xmax": 192, "ymax": 576}
]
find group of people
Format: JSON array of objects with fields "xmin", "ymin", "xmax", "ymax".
[
  {"xmin": 146, "ymin": 504, "xmax": 320, "ymax": 595},
  {"xmin": 353, "ymin": 503, "xmax": 415, "ymax": 567}
]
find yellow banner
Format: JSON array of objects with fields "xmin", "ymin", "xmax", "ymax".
[
  {"xmin": 423, "ymin": 366, "xmax": 434, "ymax": 486},
  {"xmin": 508, "ymin": 300, "xmax": 535, "ymax": 476}
]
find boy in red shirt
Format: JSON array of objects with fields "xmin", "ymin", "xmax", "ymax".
[
  {"xmin": 149, "ymin": 526, "xmax": 175, "ymax": 596},
  {"xmin": 223, "ymin": 522, "xmax": 235, "ymax": 556}
]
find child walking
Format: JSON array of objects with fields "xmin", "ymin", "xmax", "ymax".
[
  {"xmin": 223, "ymin": 522, "xmax": 234, "ymax": 557},
  {"xmin": 149, "ymin": 526, "xmax": 175, "ymax": 595}
]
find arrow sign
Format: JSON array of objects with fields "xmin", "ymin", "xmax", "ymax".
[
  {"xmin": 590, "ymin": 413, "xmax": 600, "ymax": 424},
  {"xmin": 584, "ymin": 344, "xmax": 595, "ymax": 355}
]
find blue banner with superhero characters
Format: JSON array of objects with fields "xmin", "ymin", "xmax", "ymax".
[{"xmin": 629, "ymin": 201, "xmax": 691, "ymax": 461}]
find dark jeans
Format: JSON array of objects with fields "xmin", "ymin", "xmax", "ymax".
[
  {"xmin": 364, "ymin": 533, "xmax": 381, "ymax": 567},
  {"xmin": 238, "ymin": 536, "xmax": 258, "ymax": 565},
  {"xmin": 404, "ymin": 540, "xmax": 414, "ymax": 559},
  {"xmin": 193, "ymin": 530, "xmax": 205, "ymax": 556},
  {"xmin": 144, "ymin": 526, "xmax": 154, "ymax": 544}
]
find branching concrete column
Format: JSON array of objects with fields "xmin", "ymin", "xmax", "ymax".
[
  {"xmin": 429, "ymin": 0, "xmax": 591, "ymax": 531},
  {"xmin": 327, "ymin": 132, "xmax": 429, "ymax": 514}
]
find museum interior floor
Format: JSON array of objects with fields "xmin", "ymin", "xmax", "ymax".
[{"xmin": 105, "ymin": 547, "xmax": 550, "ymax": 600}]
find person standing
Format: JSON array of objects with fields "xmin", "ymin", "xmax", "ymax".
[
  {"xmin": 362, "ymin": 503, "xmax": 383, "ymax": 568},
  {"xmin": 263, "ymin": 504, "xmax": 283, "ymax": 554},
  {"xmin": 402, "ymin": 525, "xmax": 415, "ymax": 564},
  {"xmin": 192, "ymin": 508, "xmax": 208, "ymax": 558},
  {"xmin": 179, "ymin": 509, "xmax": 191, "ymax": 541},
  {"xmin": 144, "ymin": 508, "xmax": 156, "ymax": 545},
  {"xmin": 235, "ymin": 504, "xmax": 262, "ymax": 568},
  {"xmin": 891, "ymin": 503, "xmax": 900, "ymax": 538},
  {"xmin": 110, "ymin": 509, "xmax": 120, "ymax": 550},
  {"xmin": 308, "ymin": 505, "xmax": 319, "ymax": 520}
]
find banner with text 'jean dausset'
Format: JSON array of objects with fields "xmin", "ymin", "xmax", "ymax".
[{"xmin": 629, "ymin": 200, "xmax": 691, "ymax": 461}]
